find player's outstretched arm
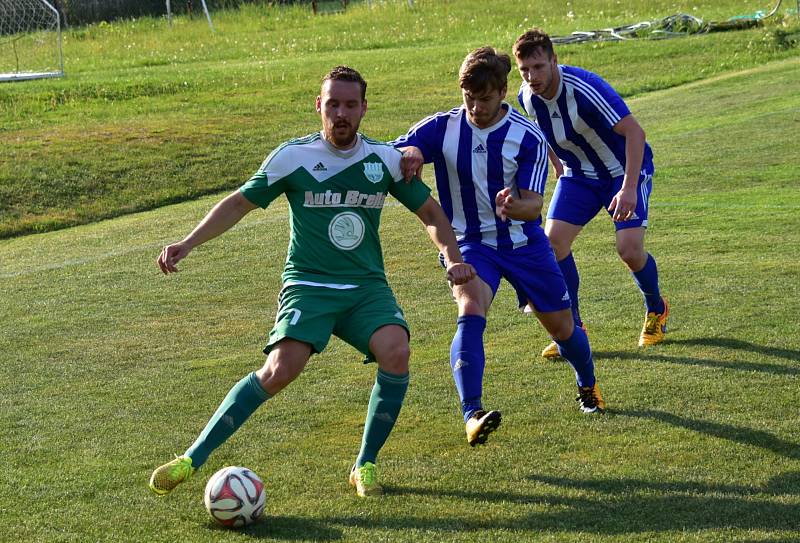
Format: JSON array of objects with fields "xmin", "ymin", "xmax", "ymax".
[
  {"xmin": 495, "ymin": 188, "xmax": 543, "ymax": 223},
  {"xmin": 157, "ymin": 191, "xmax": 258, "ymax": 274},
  {"xmin": 413, "ymin": 197, "xmax": 475, "ymax": 285}
]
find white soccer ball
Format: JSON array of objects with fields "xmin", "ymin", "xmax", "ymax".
[{"xmin": 203, "ymin": 466, "xmax": 266, "ymax": 528}]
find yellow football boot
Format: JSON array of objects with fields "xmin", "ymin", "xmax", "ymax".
[
  {"xmin": 149, "ymin": 455, "xmax": 195, "ymax": 496},
  {"xmin": 639, "ymin": 298, "xmax": 669, "ymax": 347},
  {"xmin": 541, "ymin": 324, "xmax": 587, "ymax": 360},
  {"xmin": 576, "ymin": 384, "xmax": 606, "ymax": 414},
  {"xmin": 349, "ymin": 462, "xmax": 383, "ymax": 498},
  {"xmin": 465, "ymin": 409, "xmax": 502, "ymax": 446}
]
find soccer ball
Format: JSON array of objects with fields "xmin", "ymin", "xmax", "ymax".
[{"xmin": 203, "ymin": 466, "xmax": 266, "ymax": 528}]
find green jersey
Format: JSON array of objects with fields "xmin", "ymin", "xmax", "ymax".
[{"xmin": 240, "ymin": 131, "xmax": 431, "ymax": 287}]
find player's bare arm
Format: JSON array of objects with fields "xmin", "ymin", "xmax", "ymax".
[
  {"xmin": 495, "ymin": 188, "xmax": 543, "ymax": 223},
  {"xmin": 398, "ymin": 146, "xmax": 425, "ymax": 182},
  {"xmin": 414, "ymin": 196, "xmax": 476, "ymax": 285},
  {"xmin": 157, "ymin": 191, "xmax": 258, "ymax": 274},
  {"xmin": 608, "ymin": 114, "xmax": 646, "ymax": 222},
  {"xmin": 547, "ymin": 146, "xmax": 564, "ymax": 178}
]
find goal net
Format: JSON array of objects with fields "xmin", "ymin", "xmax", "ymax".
[{"xmin": 0, "ymin": 0, "xmax": 63, "ymax": 82}]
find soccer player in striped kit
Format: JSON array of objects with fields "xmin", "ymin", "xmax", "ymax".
[
  {"xmin": 513, "ymin": 28, "xmax": 669, "ymax": 358},
  {"xmin": 396, "ymin": 47, "xmax": 606, "ymax": 447}
]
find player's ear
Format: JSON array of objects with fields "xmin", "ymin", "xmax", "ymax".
[
  {"xmin": 499, "ymin": 85, "xmax": 508, "ymax": 100},
  {"xmin": 315, "ymin": 95, "xmax": 322, "ymax": 113},
  {"xmin": 361, "ymin": 99, "xmax": 368, "ymax": 116}
]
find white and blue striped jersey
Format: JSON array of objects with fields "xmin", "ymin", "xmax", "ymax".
[
  {"xmin": 518, "ymin": 65, "xmax": 653, "ymax": 180},
  {"xmin": 393, "ymin": 104, "xmax": 549, "ymax": 250}
]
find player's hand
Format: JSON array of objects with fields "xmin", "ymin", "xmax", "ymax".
[
  {"xmin": 446, "ymin": 262, "xmax": 476, "ymax": 285},
  {"xmin": 495, "ymin": 187, "xmax": 514, "ymax": 222},
  {"xmin": 608, "ymin": 187, "xmax": 638, "ymax": 222},
  {"xmin": 157, "ymin": 242, "xmax": 192, "ymax": 274},
  {"xmin": 399, "ymin": 146, "xmax": 424, "ymax": 182}
]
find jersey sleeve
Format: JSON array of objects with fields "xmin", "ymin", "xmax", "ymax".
[
  {"xmin": 515, "ymin": 131, "xmax": 549, "ymax": 196},
  {"xmin": 575, "ymin": 72, "xmax": 630, "ymax": 131},
  {"xmin": 391, "ymin": 114, "xmax": 442, "ymax": 163},
  {"xmin": 239, "ymin": 146, "xmax": 290, "ymax": 208},
  {"xmin": 388, "ymin": 177, "xmax": 432, "ymax": 213}
]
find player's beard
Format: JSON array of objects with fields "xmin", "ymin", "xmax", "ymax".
[
  {"xmin": 326, "ymin": 120, "xmax": 359, "ymax": 149},
  {"xmin": 530, "ymin": 67, "xmax": 556, "ymax": 97}
]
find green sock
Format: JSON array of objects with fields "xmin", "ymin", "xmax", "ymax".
[
  {"xmin": 356, "ymin": 368, "xmax": 409, "ymax": 467},
  {"xmin": 184, "ymin": 371, "xmax": 270, "ymax": 469}
]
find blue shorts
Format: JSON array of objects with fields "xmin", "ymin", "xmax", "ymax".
[
  {"xmin": 547, "ymin": 164, "xmax": 655, "ymax": 230},
  {"xmin": 454, "ymin": 234, "xmax": 571, "ymax": 313}
]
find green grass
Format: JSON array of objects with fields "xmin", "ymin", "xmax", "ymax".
[
  {"xmin": 1, "ymin": 0, "xmax": 799, "ymax": 237},
  {"xmin": 1, "ymin": 2, "xmax": 799, "ymax": 541}
]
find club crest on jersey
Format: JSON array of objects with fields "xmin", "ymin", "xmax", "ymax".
[
  {"xmin": 363, "ymin": 162, "xmax": 384, "ymax": 183},
  {"xmin": 328, "ymin": 211, "xmax": 365, "ymax": 250}
]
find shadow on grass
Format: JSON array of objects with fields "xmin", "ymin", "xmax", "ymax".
[
  {"xmin": 671, "ymin": 337, "xmax": 800, "ymax": 361},
  {"xmin": 594, "ymin": 337, "xmax": 800, "ymax": 376},
  {"xmin": 323, "ymin": 471, "xmax": 800, "ymax": 535},
  {"xmin": 209, "ymin": 473, "xmax": 800, "ymax": 538},
  {"xmin": 619, "ymin": 409, "xmax": 800, "ymax": 460},
  {"xmin": 207, "ymin": 515, "xmax": 343, "ymax": 540}
]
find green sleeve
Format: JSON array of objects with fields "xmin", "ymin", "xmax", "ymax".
[
  {"xmin": 239, "ymin": 170, "xmax": 287, "ymax": 208},
  {"xmin": 388, "ymin": 176, "xmax": 432, "ymax": 213}
]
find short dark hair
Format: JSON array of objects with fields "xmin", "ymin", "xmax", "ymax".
[
  {"xmin": 512, "ymin": 28, "xmax": 555, "ymax": 60},
  {"xmin": 459, "ymin": 46, "xmax": 511, "ymax": 94},
  {"xmin": 321, "ymin": 66, "xmax": 367, "ymax": 101}
]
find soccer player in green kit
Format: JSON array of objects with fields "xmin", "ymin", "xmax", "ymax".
[{"xmin": 149, "ymin": 66, "xmax": 475, "ymax": 498}]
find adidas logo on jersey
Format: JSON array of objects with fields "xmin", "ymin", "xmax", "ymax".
[
  {"xmin": 551, "ymin": 110, "xmax": 562, "ymax": 119},
  {"xmin": 312, "ymin": 162, "xmax": 327, "ymax": 171},
  {"xmin": 472, "ymin": 143, "xmax": 487, "ymax": 154},
  {"xmin": 561, "ymin": 291, "xmax": 570, "ymax": 301}
]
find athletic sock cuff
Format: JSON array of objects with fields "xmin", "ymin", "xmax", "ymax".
[
  {"xmin": 377, "ymin": 368, "xmax": 410, "ymax": 385},
  {"xmin": 456, "ymin": 314, "xmax": 487, "ymax": 329},
  {"xmin": 247, "ymin": 371, "xmax": 271, "ymax": 401}
]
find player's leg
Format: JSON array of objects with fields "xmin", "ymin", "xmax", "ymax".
[
  {"xmin": 347, "ymin": 324, "xmax": 411, "ymax": 497},
  {"xmin": 452, "ymin": 274, "xmax": 502, "ymax": 445},
  {"xmin": 149, "ymin": 340, "xmax": 312, "ymax": 496},
  {"xmin": 333, "ymin": 283, "xmax": 411, "ymax": 497},
  {"xmin": 534, "ymin": 308, "xmax": 604, "ymax": 413},
  {"xmin": 149, "ymin": 284, "xmax": 334, "ymax": 496},
  {"xmin": 539, "ymin": 176, "xmax": 602, "ymax": 359},
  {"xmin": 540, "ymin": 219, "xmax": 585, "ymax": 358},
  {"xmin": 446, "ymin": 243, "xmax": 502, "ymax": 445},
  {"xmin": 505, "ymin": 241, "xmax": 604, "ymax": 414},
  {"xmin": 609, "ymin": 170, "xmax": 668, "ymax": 346}
]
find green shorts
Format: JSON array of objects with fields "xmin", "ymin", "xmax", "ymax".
[{"xmin": 264, "ymin": 282, "xmax": 409, "ymax": 362}]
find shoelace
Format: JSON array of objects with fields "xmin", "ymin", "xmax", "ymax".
[
  {"xmin": 169, "ymin": 456, "xmax": 191, "ymax": 477},
  {"xmin": 359, "ymin": 465, "xmax": 377, "ymax": 486},
  {"xmin": 644, "ymin": 313, "xmax": 660, "ymax": 334},
  {"xmin": 578, "ymin": 388, "xmax": 598, "ymax": 408}
]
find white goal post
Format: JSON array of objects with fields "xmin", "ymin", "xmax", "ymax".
[
  {"xmin": 0, "ymin": 0, "xmax": 63, "ymax": 82},
  {"xmin": 165, "ymin": 0, "xmax": 214, "ymax": 32}
]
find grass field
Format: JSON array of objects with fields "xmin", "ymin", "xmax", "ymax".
[
  {"xmin": 1, "ymin": 1, "xmax": 799, "ymax": 542},
  {"xmin": 1, "ymin": 0, "xmax": 799, "ymax": 237}
]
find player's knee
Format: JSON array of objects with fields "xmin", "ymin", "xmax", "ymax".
[
  {"xmin": 256, "ymin": 359, "xmax": 300, "ymax": 394},
  {"xmin": 548, "ymin": 237, "xmax": 572, "ymax": 260},
  {"xmin": 457, "ymin": 297, "xmax": 486, "ymax": 316},
  {"xmin": 617, "ymin": 244, "xmax": 646, "ymax": 269},
  {"xmin": 547, "ymin": 314, "xmax": 575, "ymax": 341},
  {"xmin": 376, "ymin": 341, "xmax": 410, "ymax": 374}
]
